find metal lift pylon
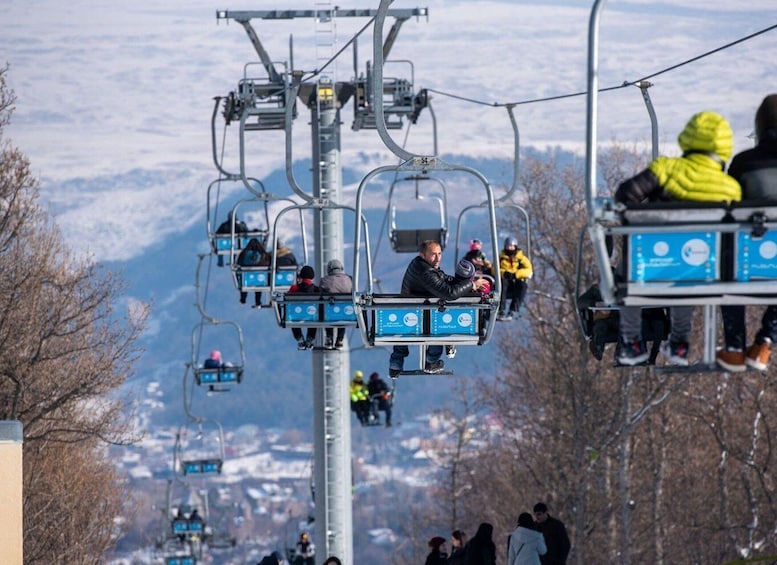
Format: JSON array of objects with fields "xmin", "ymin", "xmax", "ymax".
[{"xmin": 216, "ymin": 7, "xmax": 428, "ymax": 562}]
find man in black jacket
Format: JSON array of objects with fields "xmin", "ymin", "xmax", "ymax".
[
  {"xmin": 533, "ymin": 502, "xmax": 570, "ymax": 565},
  {"xmin": 717, "ymin": 94, "xmax": 777, "ymax": 372},
  {"xmin": 388, "ymin": 240, "xmax": 488, "ymax": 376}
]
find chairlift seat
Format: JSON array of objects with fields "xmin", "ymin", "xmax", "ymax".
[
  {"xmin": 187, "ymin": 521, "xmax": 204, "ymax": 533},
  {"xmin": 194, "ymin": 366, "xmax": 243, "ymax": 386},
  {"xmin": 612, "ymin": 201, "xmax": 777, "ymax": 305},
  {"xmin": 211, "ymin": 230, "xmax": 267, "ymax": 256},
  {"xmin": 356, "ymin": 294, "xmax": 492, "ymax": 346},
  {"xmin": 165, "ymin": 555, "xmax": 197, "ymax": 565},
  {"xmin": 172, "ymin": 519, "xmax": 189, "ymax": 534},
  {"xmin": 274, "ymin": 293, "xmax": 358, "ymax": 328},
  {"xmin": 166, "ymin": 558, "xmax": 196, "ymax": 565},
  {"xmin": 729, "ymin": 201, "xmax": 777, "ymax": 282},
  {"xmin": 182, "ymin": 458, "xmax": 223, "ymax": 476},
  {"xmin": 233, "ymin": 265, "xmax": 297, "ymax": 292},
  {"xmin": 390, "ymin": 228, "xmax": 448, "ymax": 253}
]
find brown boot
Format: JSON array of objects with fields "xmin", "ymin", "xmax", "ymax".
[{"xmin": 746, "ymin": 341, "xmax": 771, "ymax": 371}]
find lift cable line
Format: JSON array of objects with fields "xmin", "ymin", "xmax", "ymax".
[{"xmin": 425, "ymin": 21, "xmax": 777, "ymax": 109}]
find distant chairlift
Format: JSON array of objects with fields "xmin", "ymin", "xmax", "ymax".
[
  {"xmin": 270, "ymin": 201, "xmax": 372, "ymax": 343},
  {"xmin": 207, "ymin": 180, "xmax": 270, "ymax": 266},
  {"xmin": 228, "ymin": 196, "xmax": 302, "ymax": 307},
  {"xmin": 174, "ymin": 419, "xmax": 226, "ymax": 476},
  {"xmin": 388, "ymin": 173, "xmax": 449, "ymax": 253},
  {"xmin": 190, "ymin": 319, "xmax": 245, "ymax": 389},
  {"xmin": 166, "ymin": 557, "xmax": 196, "ymax": 565},
  {"xmin": 191, "ymin": 254, "xmax": 247, "ymax": 389}
]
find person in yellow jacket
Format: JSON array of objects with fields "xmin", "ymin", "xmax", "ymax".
[
  {"xmin": 349, "ymin": 371, "xmax": 370, "ymax": 425},
  {"xmin": 498, "ymin": 237, "xmax": 533, "ymax": 321},
  {"xmin": 615, "ymin": 110, "xmax": 741, "ymax": 366}
]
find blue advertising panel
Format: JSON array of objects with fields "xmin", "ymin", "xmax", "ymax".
[
  {"xmin": 286, "ymin": 302, "xmax": 320, "ymax": 322},
  {"xmin": 628, "ymin": 231, "xmax": 719, "ymax": 282},
  {"xmin": 240, "ymin": 270, "xmax": 270, "ymax": 287},
  {"xmin": 323, "ymin": 301, "xmax": 357, "ymax": 322},
  {"xmin": 198, "ymin": 370, "xmax": 220, "ymax": 384},
  {"xmin": 275, "ymin": 270, "xmax": 297, "ymax": 286},
  {"xmin": 735, "ymin": 231, "xmax": 777, "ymax": 281},
  {"xmin": 430, "ymin": 308, "xmax": 478, "ymax": 336},
  {"xmin": 375, "ymin": 307, "xmax": 423, "ymax": 336}
]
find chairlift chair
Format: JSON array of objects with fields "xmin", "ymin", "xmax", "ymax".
[
  {"xmin": 353, "ymin": 157, "xmax": 501, "ymax": 374},
  {"xmin": 228, "ymin": 196, "xmax": 300, "ymax": 306},
  {"xmin": 270, "ymin": 201, "xmax": 372, "ymax": 343},
  {"xmin": 388, "ymin": 173, "xmax": 449, "ymax": 253},
  {"xmin": 174, "ymin": 419, "xmax": 226, "ymax": 477},
  {"xmin": 190, "ymin": 319, "xmax": 245, "ymax": 389},
  {"xmin": 584, "ymin": 0, "xmax": 777, "ymax": 370},
  {"xmin": 207, "ymin": 181, "xmax": 270, "ymax": 266}
]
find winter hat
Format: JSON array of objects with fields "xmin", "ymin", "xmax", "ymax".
[
  {"xmin": 469, "ymin": 239, "xmax": 482, "ymax": 252},
  {"xmin": 678, "ymin": 111, "xmax": 733, "ymax": 162},
  {"xmin": 369, "ymin": 372, "xmax": 379, "ymax": 381},
  {"xmin": 354, "ymin": 370, "xmax": 363, "ymax": 379},
  {"xmin": 299, "ymin": 265, "xmax": 315, "ymax": 280},
  {"xmin": 756, "ymin": 94, "xmax": 777, "ymax": 142},
  {"xmin": 455, "ymin": 259, "xmax": 476, "ymax": 280},
  {"xmin": 428, "ymin": 536, "xmax": 446, "ymax": 549},
  {"xmin": 327, "ymin": 258, "xmax": 344, "ymax": 275},
  {"xmin": 210, "ymin": 350, "xmax": 222, "ymax": 362}
]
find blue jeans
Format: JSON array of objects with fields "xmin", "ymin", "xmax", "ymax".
[{"xmin": 390, "ymin": 345, "xmax": 442, "ymax": 370}]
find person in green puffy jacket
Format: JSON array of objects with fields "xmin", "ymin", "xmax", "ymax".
[{"xmin": 614, "ymin": 111, "xmax": 742, "ymax": 366}]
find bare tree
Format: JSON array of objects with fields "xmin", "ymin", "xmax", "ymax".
[
  {"xmin": 0, "ymin": 65, "xmax": 145, "ymax": 563},
  {"xmin": 440, "ymin": 147, "xmax": 777, "ymax": 563}
]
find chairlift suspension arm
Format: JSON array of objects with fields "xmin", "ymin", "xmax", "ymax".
[
  {"xmin": 382, "ymin": 16, "xmax": 410, "ymax": 60},
  {"xmin": 236, "ymin": 19, "xmax": 283, "ymax": 85}
]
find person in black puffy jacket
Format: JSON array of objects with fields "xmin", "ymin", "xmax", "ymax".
[
  {"xmin": 718, "ymin": 94, "xmax": 777, "ymax": 372},
  {"xmin": 388, "ymin": 240, "xmax": 488, "ymax": 376}
]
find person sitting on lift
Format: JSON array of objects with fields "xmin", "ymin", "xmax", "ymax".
[
  {"xmin": 274, "ymin": 239, "xmax": 298, "ymax": 267},
  {"xmin": 349, "ymin": 370, "xmax": 370, "ymax": 425},
  {"xmin": 215, "ymin": 211, "xmax": 248, "ymax": 267},
  {"xmin": 388, "ymin": 240, "xmax": 489, "ymax": 377},
  {"xmin": 367, "ymin": 371, "xmax": 393, "ymax": 427},
  {"xmin": 463, "ymin": 238, "xmax": 494, "ymax": 277},
  {"xmin": 319, "ymin": 259, "xmax": 353, "ymax": 349},
  {"xmin": 614, "ymin": 111, "xmax": 741, "ymax": 366},
  {"xmin": 203, "ymin": 350, "xmax": 224, "ymax": 369},
  {"xmin": 289, "ymin": 265, "xmax": 319, "ymax": 350},
  {"xmin": 498, "ymin": 236, "xmax": 532, "ymax": 321},
  {"xmin": 237, "ymin": 237, "xmax": 270, "ymax": 307},
  {"xmin": 445, "ymin": 258, "xmax": 489, "ymax": 359}
]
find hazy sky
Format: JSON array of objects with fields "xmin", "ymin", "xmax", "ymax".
[{"xmin": 3, "ymin": 0, "xmax": 777, "ymax": 259}]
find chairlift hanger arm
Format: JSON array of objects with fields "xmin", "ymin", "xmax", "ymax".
[
  {"xmin": 382, "ymin": 16, "xmax": 409, "ymax": 60},
  {"xmin": 234, "ymin": 19, "xmax": 283, "ymax": 85}
]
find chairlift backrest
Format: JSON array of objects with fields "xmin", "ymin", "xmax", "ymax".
[{"xmin": 388, "ymin": 175, "xmax": 449, "ymax": 252}]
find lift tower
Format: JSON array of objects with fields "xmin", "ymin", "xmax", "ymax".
[{"xmin": 216, "ymin": 7, "xmax": 427, "ymax": 562}]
